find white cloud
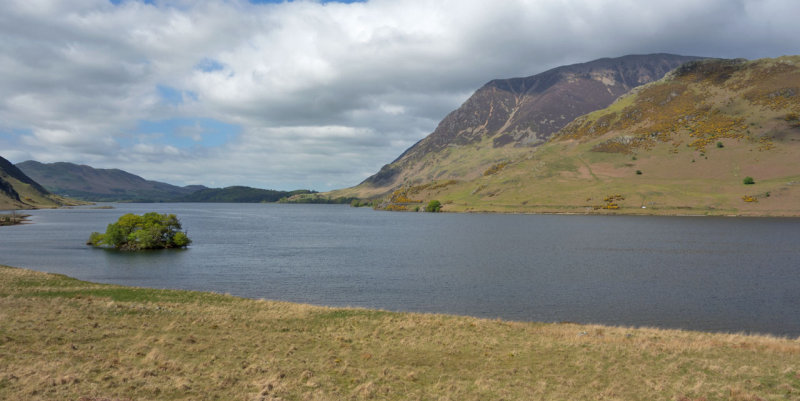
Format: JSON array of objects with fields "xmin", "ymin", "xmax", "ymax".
[
  {"xmin": 131, "ymin": 143, "xmax": 182, "ymax": 156},
  {"xmin": 2, "ymin": 0, "xmax": 800, "ymax": 190}
]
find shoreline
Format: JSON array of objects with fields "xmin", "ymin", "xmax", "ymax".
[
  {"xmin": 438, "ymin": 202, "xmax": 800, "ymax": 217},
  {"xmin": 451, "ymin": 209, "xmax": 800, "ymax": 218},
  {"xmin": 382, "ymin": 203, "xmax": 800, "ymax": 218},
  {"xmin": 17, "ymin": 200, "xmax": 800, "ymax": 219}
]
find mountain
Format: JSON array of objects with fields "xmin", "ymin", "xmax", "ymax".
[
  {"xmin": 16, "ymin": 160, "xmax": 317, "ymax": 203},
  {"xmin": 0, "ymin": 156, "xmax": 67, "ymax": 209},
  {"xmin": 366, "ymin": 56, "xmax": 800, "ymax": 216},
  {"xmin": 342, "ymin": 54, "xmax": 702, "ymax": 197},
  {"xmin": 16, "ymin": 161, "xmax": 204, "ymax": 202},
  {"xmin": 178, "ymin": 186, "xmax": 316, "ymax": 203}
]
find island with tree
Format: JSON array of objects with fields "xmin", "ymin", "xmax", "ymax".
[{"xmin": 87, "ymin": 212, "xmax": 191, "ymax": 250}]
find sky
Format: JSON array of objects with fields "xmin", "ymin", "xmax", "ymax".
[{"xmin": 1, "ymin": 0, "xmax": 799, "ymax": 191}]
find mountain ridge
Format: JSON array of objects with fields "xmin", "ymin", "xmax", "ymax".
[
  {"xmin": 363, "ymin": 56, "xmax": 800, "ymax": 215},
  {"xmin": 17, "ymin": 160, "xmax": 316, "ymax": 203},
  {"xmin": 351, "ymin": 53, "xmax": 703, "ymax": 195},
  {"xmin": 17, "ymin": 160, "xmax": 203, "ymax": 202}
]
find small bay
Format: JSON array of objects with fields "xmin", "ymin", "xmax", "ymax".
[{"xmin": 2, "ymin": 203, "xmax": 799, "ymax": 336}]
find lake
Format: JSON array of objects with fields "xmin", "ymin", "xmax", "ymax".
[{"xmin": 2, "ymin": 203, "xmax": 799, "ymax": 337}]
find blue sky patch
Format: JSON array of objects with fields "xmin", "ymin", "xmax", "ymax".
[
  {"xmin": 1, "ymin": 127, "xmax": 31, "ymax": 139},
  {"xmin": 196, "ymin": 58, "xmax": 225, "ymax": 72},
  {"xmin": 129, "ymin": 118, "xmax": 241, "ymax": 149},
  {"xmin": 0, "ymin": 128, "xmax": 29, "ymax": 148},
  {"xmin": 156, "ymin": 85, "xmax": 188, "ymax": 106}
]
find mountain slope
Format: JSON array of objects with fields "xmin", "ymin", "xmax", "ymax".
[
  {"xmin": 374, "ymin": 56, "xmax": 800, "ymax": 216},
  {"xmin": 0, "ymin": 156, "xmax": 65, "ymax": 209},
  {"xmin": 16, "ymin": 161, "xmax": 203, "ymax": 202},
  {"xmin": 343, "ymin": 54, "xmax": 702, "ymax": 197}
]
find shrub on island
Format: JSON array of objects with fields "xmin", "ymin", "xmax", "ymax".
[
  {"xmin": 425, "ymin": 200, "xmax": 442, "ymax": 213},
  {"xmin": 87, "ymin": 212, "xmax": 191, "ymax": 251}
]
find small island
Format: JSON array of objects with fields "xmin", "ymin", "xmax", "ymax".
[
  {"xmin": 0, "ymin": 212, "xmax": 30, "ymax": 226},
  {"xmin": 87, "ymin": 212, "xmax": 191, "ymax": 250}
]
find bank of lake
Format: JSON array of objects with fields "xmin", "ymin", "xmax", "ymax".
[{"xmin": 2, "ymin": 264, "xmax": 799, "ymax": 400}]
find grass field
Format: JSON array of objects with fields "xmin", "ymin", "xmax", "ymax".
[{"xmin": 1, "ymin": 264, "xmax": 799, "ymax": 400}]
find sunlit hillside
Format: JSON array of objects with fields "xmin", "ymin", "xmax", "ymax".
[
  {"xmin": 0, "ymin": 156, "xmax": 74, "ymax": 210},
  {"xmin": 365, "ymin": 56, "xmax": 800, "ymax": 215},
  {"xmin": 329, "ymin": 54, "xmax": 700, "ymax": 200}
]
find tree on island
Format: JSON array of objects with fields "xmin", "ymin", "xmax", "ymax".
[{"xmin": 88, "ymin": 212, "xmax": 191, "ymax": 250}]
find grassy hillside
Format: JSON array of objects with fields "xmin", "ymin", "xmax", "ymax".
[
  {"xmin": 0, "ymin": 175, "xmax": 58, "ymax": 210},
  {"xmin": 0, "ymin": 156, "xmax": 79, "ymax": 210},
  {"xmin": 364, "ymin": 56, "xmax": 800, "ymax": 216},
  {"xmin": 339, "ymin": 54, "xmax": 701, "ymax": 199},
  {"xmin": 2, "ymin": 265, "xmax": 799, "ymax": 400}
]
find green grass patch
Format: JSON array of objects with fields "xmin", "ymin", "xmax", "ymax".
[
  {"xmin": 10, "ymin": 273, "xmax": 86, "ymax": 289},
  {"xmin": 19, "ymin": 287, "xmax": 227, "ymax": 304}
]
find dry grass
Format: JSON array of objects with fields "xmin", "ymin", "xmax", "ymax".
[{"xmin": 2, "ymin": 264, "xmax": 799, "ymax": 400}]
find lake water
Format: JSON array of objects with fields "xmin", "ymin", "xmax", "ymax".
[{"xmin": 2, "ymin": 203, "xmax": 799, "ymax": 337}]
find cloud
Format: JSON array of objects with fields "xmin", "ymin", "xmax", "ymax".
[{"xmin": 1, "ymin": 0, "xmax": 799, "ymax": 190}]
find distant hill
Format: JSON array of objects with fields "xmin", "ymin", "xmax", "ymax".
[
  {"xmin": 343, "ymin": 54, "xmax": 702, "ymax": 197},
  {"xmin": 0, "ymin": 156, "xmax": 70, "ymax": 209},
  {"xmin": 16, "ymin": 161, "xmax": 204, "ymax": 202},
  {"xmin": 362, "ymin": 56, "xmax": 800, "ymax": 216},
  {"xmin": 16, "ymin": 160, "xmax": 316, "ymax": 203},
  {"xmin": 178, "ymin": 186, "xmax": 316, "ymax": 203}
]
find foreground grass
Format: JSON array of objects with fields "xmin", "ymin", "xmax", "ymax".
[{"xmin": 1, "ymin": 265, "xmax": 799, "ymax": 400}]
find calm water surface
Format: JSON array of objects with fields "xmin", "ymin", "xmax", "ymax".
[{"xmin": 2, "ymin": 203, "xmax": 799, "ymax": 336}]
